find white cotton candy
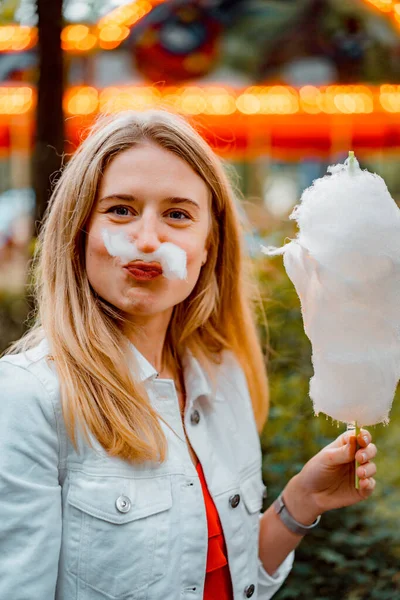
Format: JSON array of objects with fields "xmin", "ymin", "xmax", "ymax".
[
  {"xmin": 262, "ymin": 154, "xmax": 400, "ymax": 426},
  {"xmin": 101, "ymin": 229, "xmax": 187, "ymax": 280}
]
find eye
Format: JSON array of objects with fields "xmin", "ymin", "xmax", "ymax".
[
  {"xmin": 166, "ymin": 210, "xmax": 190, "ymax": 221},
  {"xmin": 107, "ymin": 205, "xmax": 134, "ymax": 217}
]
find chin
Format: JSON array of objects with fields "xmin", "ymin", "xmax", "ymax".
[{"xmin": 121, "ymin": 291, "xmax": 173, "ymax": 316}]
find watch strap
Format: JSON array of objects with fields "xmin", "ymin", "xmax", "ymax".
[{"xmin": 273, "ymin": 493, "xmax": 321, "ymax": 536}]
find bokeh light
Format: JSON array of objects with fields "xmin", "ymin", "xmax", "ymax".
[
  {"xmin": 61, "ymin": 25, "xmax": 97, "ymax": 52},
  {"xmin": 0, "ymin": 0, "xmax": 167, "ymax": 53},
  {"xmin": 364, "ymin": 0, "xmax": 394, "ymax": 13},
  {"xmin": 0, "ymin": 85, "xmax": 400, "ymax": 116},
  {"xmin": 0, "ymin": 25, "xmax": 37, "ymax": 52},
  {"xmin": 63, "ymin": 87, "xmax": 99, "ymax": 115},
  {"xmin": 0, "ymin": 87, "xmax": 34, "ymax": 114},
  {"xmin": 380, "ymin": 85, "xmax": 400, "ymax": 112}
]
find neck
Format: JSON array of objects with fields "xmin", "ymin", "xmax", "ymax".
[{"xmin": 123, "ymin": 309, "xmax": 173, "ymax": 373}]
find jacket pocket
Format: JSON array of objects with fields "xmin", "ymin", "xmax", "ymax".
[
  {"xmin": 240, "ymin": 471, "xmax": 265, "ymax": 515},
  {"xmin": 66, "ymin": 472, "xmax": 172, "ymax": 599},
  {"xmin": 240, "ymin": 470, "xmax": 266, "ymax": 581}
]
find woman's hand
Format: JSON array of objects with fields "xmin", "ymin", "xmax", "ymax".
[{"xmin": 282, "ymin": 429, "xmax": 377, "ymax": 525}]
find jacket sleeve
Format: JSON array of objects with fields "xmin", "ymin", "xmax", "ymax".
[
  {"xmin": 0, "ymin": 361, "xmax": 61, "ymax": 600},
  {"xmin": 257, "ymin": 550, "xmax": 294, "ymax": 599}
]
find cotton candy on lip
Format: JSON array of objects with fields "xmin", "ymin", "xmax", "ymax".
[
  {"xmin": 101, "ymin": 229, "xmax": 187, "ymax": 280},
  {"xmin": 262, "ymin": 154, "xmax": 400, "ymax": 426}
]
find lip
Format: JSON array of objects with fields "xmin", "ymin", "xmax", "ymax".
[{"xmin": 124, "ymin": 261, "xmax": 163, "ymax": 281}]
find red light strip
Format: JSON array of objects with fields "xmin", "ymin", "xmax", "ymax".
[{"xmin": 1, "ymin": 84, "xmax": 400, "ymax": 115}]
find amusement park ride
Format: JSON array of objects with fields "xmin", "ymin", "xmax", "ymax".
[{"xmin": 0, "ymin": 0, "xmax": 400, "ymax": 160}]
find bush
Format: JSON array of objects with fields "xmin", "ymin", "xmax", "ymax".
[
  {"xmin": 257, "ymin": 256, "xmax": 400, "ymax": 599},
  {"xmin": 0, "ymin": 291, "xmax": 30, "ymax": 355}
]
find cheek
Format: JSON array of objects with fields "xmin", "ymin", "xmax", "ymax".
[
  {"xmin": 185, "ymin": 250, "xmax": 204, "ymax": 286},
  {"xmin": 184, "ymin": 230, "xmax": 208, "ymax": 269},
  {"xmin": 86, "ymin": 227, "xmax": 109, "ymax": 264},
  {"xmin": 85, "ymin": 229, "xmax": 114, "ymax": 290}
]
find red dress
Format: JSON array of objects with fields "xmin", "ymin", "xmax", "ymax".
[{"xmin": 196, "ymin": 462, "xmax": 234, "ymax": 600}]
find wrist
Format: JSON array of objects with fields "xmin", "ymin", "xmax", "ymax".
[{"xmin": 282, "ymin": 474, "xmax": 321, "ymax": 526}]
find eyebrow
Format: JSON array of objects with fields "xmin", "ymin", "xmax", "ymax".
[{"xmin": 98, "ymin": 194, "xmax": 201, "ymax": 209}]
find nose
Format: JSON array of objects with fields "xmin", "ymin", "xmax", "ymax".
[{"xmin": 132, "ymin": 211, "xmax": 160, "ymax": 253}]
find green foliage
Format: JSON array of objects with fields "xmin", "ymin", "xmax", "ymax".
[
  {"xmin": 0, "ymin": 291, "xmax": 31, "ymax": 355},
  {"xmin": 257, "ymin": 257, "xmax": 400, "ymax": 599}
]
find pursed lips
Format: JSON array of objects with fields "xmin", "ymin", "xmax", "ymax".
[{"xmin": 124, "ymin": 260, "xmax": 163, "ymax": 280}]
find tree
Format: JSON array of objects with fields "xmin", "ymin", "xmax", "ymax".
[{"xmin": 32, "ymin": 0, "xmax": 64, "ymax": 235}]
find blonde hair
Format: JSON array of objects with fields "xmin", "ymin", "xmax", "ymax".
[{"xmin": 6, "ymin": 110, "xmax": 269, "ymax": 462}]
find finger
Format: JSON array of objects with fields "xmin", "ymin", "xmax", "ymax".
[
  {"xmin": 356, "ymin": 443, "xmax": 377, "ymax": 464},
  {"xmin": 358, "ymin": 476, "xmax": 376, "ymax": 495},
  {"xmin": 357, "ymin": 429, "xmax": 372, "ymax": 448},
  {"xmin": 327, "ymin": 431, "xmax": 354, "ymax": 450},
  {"xmin": 357, "ymin": 462, "xmax": 377, "ymax": 480},
  {"xmin": 325, "ymin": 437, "xmax": 357, "ymax": 465}
]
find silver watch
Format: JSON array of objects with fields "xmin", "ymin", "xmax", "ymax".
[{"xmin": 273, "ymin": 493, "xmax": 321, "ymax": 536}]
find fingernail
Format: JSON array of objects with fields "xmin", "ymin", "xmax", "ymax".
[
  {"xmin": 361, "ymin": 452, "xmax": 367, "ymax": 462},
  {"xmin": 363, "ymin": 436, "xmax": 368, "ymax": 445}
]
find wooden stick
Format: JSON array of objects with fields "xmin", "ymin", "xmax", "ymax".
[{"xmin": 355, "ymin": 422, "xmax": 360, "ymax": 490}]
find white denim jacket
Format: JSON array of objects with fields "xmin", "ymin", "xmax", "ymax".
[{"xmin": 0, "ymin": 339, "xmax": 293, "ymax": 600}]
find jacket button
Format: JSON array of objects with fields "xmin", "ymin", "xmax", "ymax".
[
  {"xmin": 190, "ymin": 409, "xmax": 200, "ymax": 425},
  {"xmin": 115, "ymin": 495, "xmax": 131, "ymax": 513},
  {"xmin": 244, "ymin": 584, "xmax": 255, "ymax": 598},
  {"xmin": 229, "ymin": 494, "xmax": 241, "ymax": 508}
]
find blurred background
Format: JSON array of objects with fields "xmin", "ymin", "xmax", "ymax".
[{"xmin": 1, "ymin": 0, "xmax": 400, "ymax": 597}]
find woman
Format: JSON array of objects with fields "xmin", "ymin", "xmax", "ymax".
[{"xmin": 0, "ymin": 110, "xmax": 377, "ymax": 600}]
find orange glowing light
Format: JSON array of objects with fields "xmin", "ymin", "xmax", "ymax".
[
  {"xmin": 0, "ymin": 25, "xmax": 37, "ymax": 52},
  {"xmin": 99, "ymin": 86, "xmax": 161, "ymax": 112},
  {"xmin": 306, "ymin": 86, "xmax": 374, "ymax": 114},
  {"xmin": 161, "ymin": 90, "xmax": 181, "ymax": 110},
  {"xmin": 236, "ymin": 93, "xmax": 261, "ymax": 115},
  {"xmin": 299, "ymin": 86, "xmax": 322, "ymax": 114},
  {"xmin": 61, "ymin": 25, "xmax": 97, "ymax": 52},
  {"xmin": 330, "ymin": 86, "xmax": 374, "ymax": 114},
  {"xmin": 0, "ymin": 87, "xmax": 34, "ymax": 114},
  {"xmin": 363, "ymin": 0, "xmax": 394, "ymax": 12},
  {"xmin": 98, "ymin": 24, "xmax": 130, "ymax": 49},
  {"xmin": 98, "ymin": 24, "xmax": 129, "ymax": 42},
  {"xmin": 203, "ymin": 88, "xmax": 236, "ymax": 115},
  {"xmin": 0, "ymin": 0, "xmax": 167, "ymax": 53},
  {"xmin": 98, "ymin": 0, "xmax": 159, "ymax": 28},
  {"xmin": 257, "ymin": 86, "xmax": 299, "ymax": 114},
  {"xmin": 67, "ymin": 85, "xmax": 382, "ymax": 117},
  {"xmin": 177, "ymin": 88, "xmax": 207, "ymax": 115},
  {"xmin": 64, "ymin": 87, "xmax": 99, "ymax": 115},
  {"xmin": 361, "ymin": 0, "xmax": 400, "ymax": 28},
  {"xmin": 0, "ymin": 84, "xmax": 399, "ymax": 117},
  {"xmin": 380, "ymin": 84, "xmax": 400, "ymax": 112}
]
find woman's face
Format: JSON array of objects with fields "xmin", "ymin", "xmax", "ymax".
[{"xmin": 85, "ymin": 142, "xmax": 210, "ymax": 322}]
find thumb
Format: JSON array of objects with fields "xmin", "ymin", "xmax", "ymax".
[{"xmin": 325, "ymin": 436, "xmax": 356, "ymax": 466}]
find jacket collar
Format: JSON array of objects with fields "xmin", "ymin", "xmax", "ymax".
[
  {"xmin": 182, "ymin": 350, "xmax": 214, "ymax": 405},
  {"xmin": 128, "ymin": 342, "xmax": 159, "ymax": 382},
  {"xmin": 128, "ymin": 342, "xmax": 214, "ymax": 404},
  {"xmin": 42, "ymin": 336, "xmax": 215, "ymax": 404}
]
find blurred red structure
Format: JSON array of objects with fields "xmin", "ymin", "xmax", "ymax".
[{"xmin": 0, "ymin": 83, "xmax": 400, "ymax": 160}]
